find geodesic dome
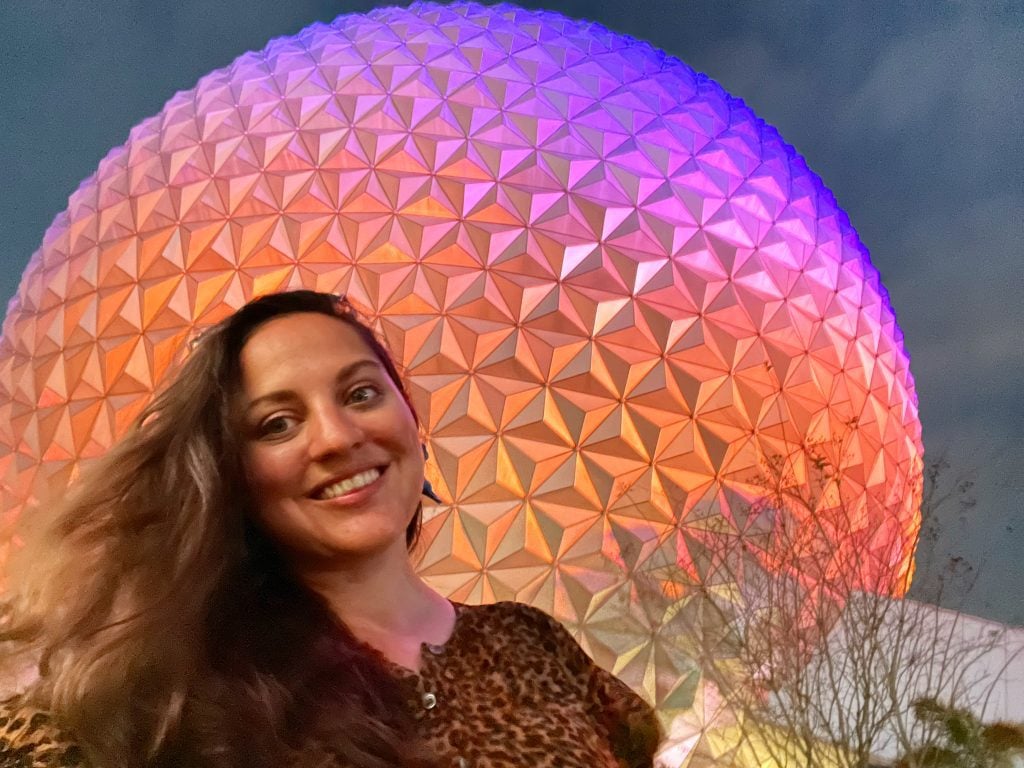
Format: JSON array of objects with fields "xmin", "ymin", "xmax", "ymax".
[{"xmin": 0, "ymin": 2, "xmax": 922, "ymax": 717}]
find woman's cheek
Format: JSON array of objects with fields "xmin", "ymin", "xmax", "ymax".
[{"xmin": 246, "ymin": 442, "xmax": 304, "ymax": 494}]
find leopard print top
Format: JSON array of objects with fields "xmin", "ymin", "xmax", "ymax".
[
  {"xmin": 0, "ymin": 602, "xmax": 659, "ymax": 767},
  {"xmin": 0, "ymin": 706, "xmax": 83, "ymax": 767}
]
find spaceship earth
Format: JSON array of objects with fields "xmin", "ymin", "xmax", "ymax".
[{"xmin": 0, "ymin": 1, "xmax": 922, "ymax": 720}]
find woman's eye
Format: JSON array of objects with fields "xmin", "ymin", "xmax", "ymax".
[
  {"xmin": 257, "ymin": 415, "xmax": 297, "ymax": 438},
  {"xmin": 347, "ymin": 384, "xmax": 381, "ymax": 405}
]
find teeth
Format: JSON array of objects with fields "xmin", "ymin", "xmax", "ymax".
[{"xmin": 319, "ymin": 468, "xmax": 381, "ymax": 499}]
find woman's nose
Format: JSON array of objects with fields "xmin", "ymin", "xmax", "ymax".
[{"xmin": 306, "ymin": 404, "xmax": 364, "ymax": 459}]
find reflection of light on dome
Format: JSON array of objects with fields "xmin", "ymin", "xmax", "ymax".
[
  {"xmin": 0, "ymin": 0, "xmax": 922, "ymax": 723},
  {"xmin": 655, "ymin": 680, "xmax": 732, "ymax": 767}
]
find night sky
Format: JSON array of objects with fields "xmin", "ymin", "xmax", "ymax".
[{"xmin": 1, "ymin": 1, "xmax": 1020, "ymax": 625}]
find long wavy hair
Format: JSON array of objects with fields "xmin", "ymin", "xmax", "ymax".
[{"xmin": 0, "ymin": 290, "xmax": 434, "ymax": 768}]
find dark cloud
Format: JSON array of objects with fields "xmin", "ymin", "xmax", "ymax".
[{"xmin": 0, "ymin": 0, "xmax": 1020, "ymax": 623}]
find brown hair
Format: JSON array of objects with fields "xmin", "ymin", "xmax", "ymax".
[{"xmin": 1, "ymin": 291, "xmax": 433, "ymax": 767}]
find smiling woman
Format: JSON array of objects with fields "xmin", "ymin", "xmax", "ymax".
[
  {"xmin": 238, "ymin": 313, "xmax": 426, "ymax": 574},
  {"xmin": 0, "ymin": 291, "xmax": 659, "ymax": 768}
]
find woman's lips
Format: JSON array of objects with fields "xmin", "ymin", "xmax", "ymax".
[{"xmin": 312, "ymin": 465, "xmax": 387, "ymax": 502}]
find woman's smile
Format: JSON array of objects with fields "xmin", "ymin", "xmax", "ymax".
[{"xmin": 313, "ymin": 466, "xmax": 385, "ymax": 500}]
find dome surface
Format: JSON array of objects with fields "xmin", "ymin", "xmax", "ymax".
[{"xmin": 0, "ymin": 2, "xmax": 922, "ymax": 714}]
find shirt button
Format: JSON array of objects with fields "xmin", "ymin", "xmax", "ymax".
[
  {"xmin": 455, "ymin": 758, "xmax": 469, "ymax": 768},
  {"xmin": 425, "ymin": 642, "xmax": 445, "ymax": 655},
  {"xmin": 422, "ymin": 692, "xmax": 438, "ymax": 710}
]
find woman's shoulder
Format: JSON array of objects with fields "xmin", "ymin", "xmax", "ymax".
[
  {"xmin": 455, "ymin": 600, "xmax": 567, "ymax": 630},
  {"xmin": 452, "ymin": 600, "xmax": 604, "ymax": 675},
  {"xmin": 0, "ymin": 699, "xmax": 86, "ymax": 767},
  {"xmin": 452, "ymin": 601, "xmax": 661, "ymax": 765},
  {"xmin": 453, "ymin": 600, "xmax": 577, "ymax": 646}
]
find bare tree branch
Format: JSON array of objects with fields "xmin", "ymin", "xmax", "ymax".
[{"xmin": 639, "ymin": 445, "xmax": 1019, "ymax": 768}]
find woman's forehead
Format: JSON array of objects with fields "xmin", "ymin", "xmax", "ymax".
[
  {"xmin": 237, "ymin": 314, "xmax": 397, "ymax": 405},
  {"xmin": 243, "ymin": 312, "xmax": 368, "ymax": 354}
]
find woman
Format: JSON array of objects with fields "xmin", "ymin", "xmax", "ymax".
[{"xmin": 0, "ymin": 290, "xmax": 659, "ymax": 768}]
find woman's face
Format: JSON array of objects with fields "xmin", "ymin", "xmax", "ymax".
[{"xmin": 237, "ymin": 312, "xmax": 423, "ymax": 569}]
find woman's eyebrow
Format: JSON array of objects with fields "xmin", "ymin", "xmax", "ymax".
[{"xmin": 243, "ymin": 359, "xmax": 383, "ymax": 416}]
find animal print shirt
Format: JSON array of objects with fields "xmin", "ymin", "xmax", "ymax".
[{"xmin": 0, "ymin": 602, "xmax": 660, "ymax": 767}]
